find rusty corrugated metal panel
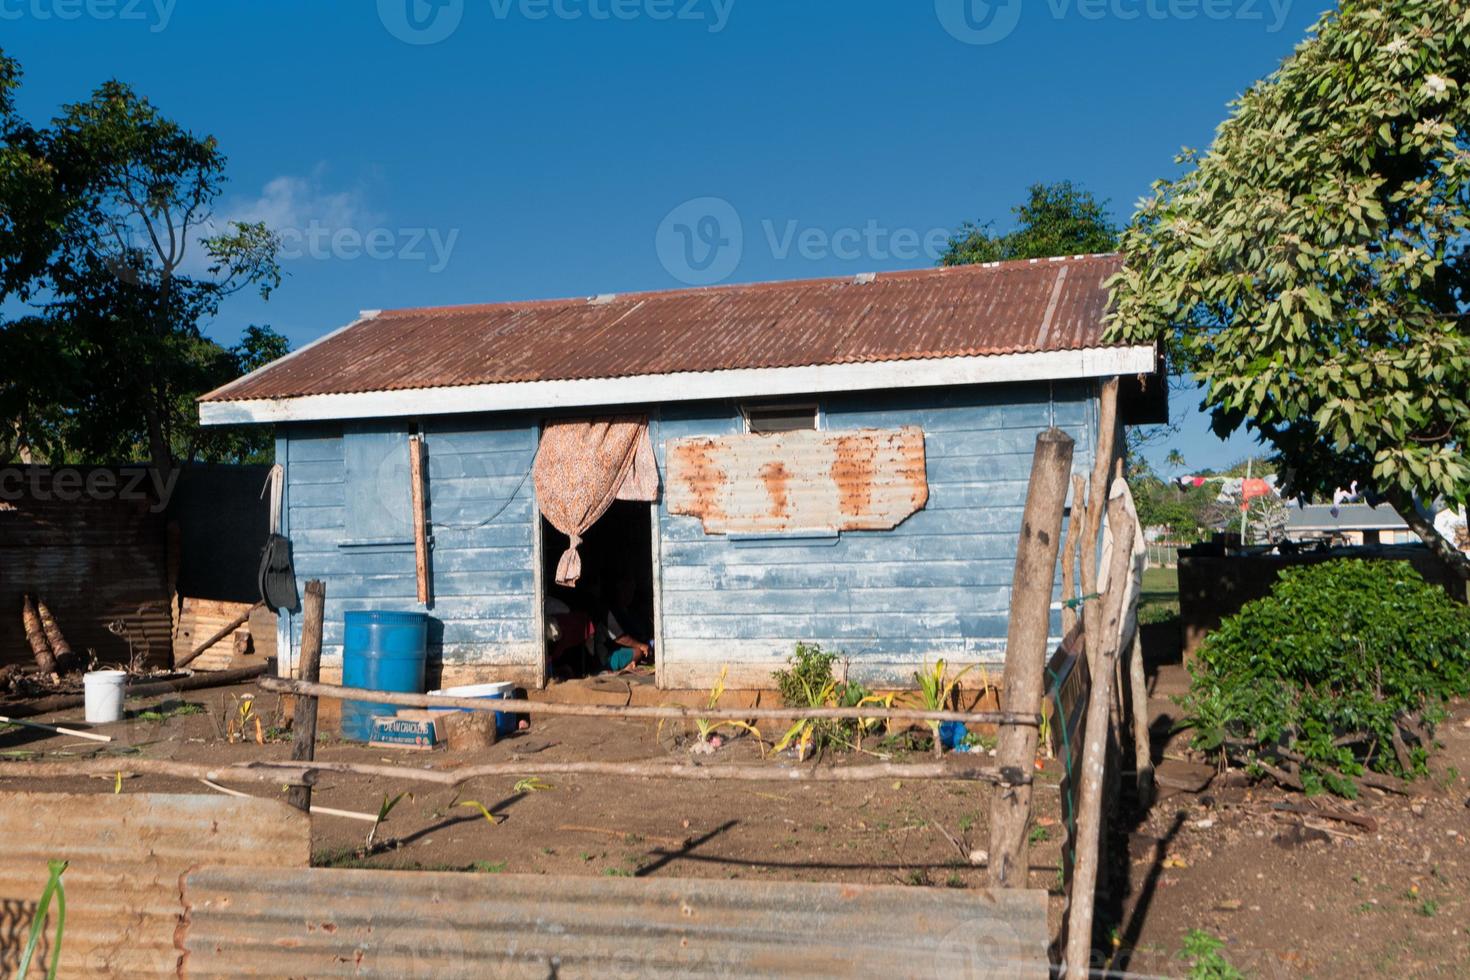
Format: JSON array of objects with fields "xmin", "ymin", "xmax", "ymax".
[
  {"xmin": 0, "ymin": 792, "xmax": 310, "ymax": 978},
  {"xmin": 182, "ymin": 868, "xmax": 1049, "ymax": 978},
  {"xmin": 666, "ymin": 427, "xmax": 928, "ymax": 535},
  {"xmin": 204, "ymin": 254, "xmax": 1123, "ymax": 402},
  {"xmin": 0, "ymin": 472, "xmax": 171, "ymax": 671}
]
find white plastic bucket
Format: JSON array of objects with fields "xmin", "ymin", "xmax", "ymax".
[{"xmin": 83, "ymin": 670, "xmax": 127, "ymax": 724}]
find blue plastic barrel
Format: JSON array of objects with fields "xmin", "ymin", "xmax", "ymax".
[{"xmin": 340, "ymin": 610, "xmax": 429, "ymax": 742}]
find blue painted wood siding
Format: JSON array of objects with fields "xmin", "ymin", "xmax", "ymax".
[
  {"xmin": 656, "ymin": 381, "xmax": 1097, "ymax": 686},
  {"xmin": 275, "ymin": 380, "xmax": 1096, "ymax": 688},
  {"xmin": 276, "ymin": 415, "xmax": 540, "ymax": 674}
]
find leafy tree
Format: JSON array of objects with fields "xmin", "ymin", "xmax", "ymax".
[
  {"xmin": 940, "ymin": 180, "xmax": 1118, "ymax": 265},
  {"xmin": 0, "ymin": 50, "xmax": 283, "ymax": 469},
  {"xmin": 1107, "ymin": 1, "xmax": 1470, "ymax": 576},
  {"xmin": 1165, "ymin": 449, "xmax": 1187, "ymax": 472},
  {"xmin": 1132, "ymin": 477, "xmax": 1223, "ymax": 542}
]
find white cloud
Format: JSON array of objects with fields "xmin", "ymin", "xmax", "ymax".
[
  {"xmin": 220, "ymin": 166, "xmax": 385, "ymax": 238},
  {"xmin": 219, "ymin": 167, "xmax": 384, "ymax": 238}
]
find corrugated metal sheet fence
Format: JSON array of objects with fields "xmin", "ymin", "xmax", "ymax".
[
  {"xmin": 0, "ymin": 793, "xmax": 310, "ymax": 977},
  {"xmin": 183, "ymin": 867, "xmax": 1049, "ymax": 978},
  {"xmin": 0, "ymin": 469, "xmax": 172, "ymax": 671}
]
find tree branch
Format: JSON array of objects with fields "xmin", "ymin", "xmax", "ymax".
[{"xmin": 1389, "ymin": 489, "xmax": 1470, "ymax": 581}]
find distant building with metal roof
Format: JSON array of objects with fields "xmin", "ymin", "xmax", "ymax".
[{"xmin": 1286, "ymin": 503, "xmax": 1415, "ymax": 546}]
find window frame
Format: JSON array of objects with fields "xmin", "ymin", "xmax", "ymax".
[{"xmin": 740, "ymin": 401, "xmax": 821, "ymax": 435}]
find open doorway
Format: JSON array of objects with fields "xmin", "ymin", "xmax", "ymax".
[{"xmin": 540, "ymin": 500, "xmax": 654, "ymax": 679}]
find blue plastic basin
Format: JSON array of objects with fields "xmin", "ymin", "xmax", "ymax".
[{"xmin": 340, "ymin": 610, "xmax": 429, "ymax": 742}]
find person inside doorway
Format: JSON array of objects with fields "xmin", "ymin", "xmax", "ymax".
[{"xmin": 602, "ymin": 575, "xmax": 653, "ymax": 672}]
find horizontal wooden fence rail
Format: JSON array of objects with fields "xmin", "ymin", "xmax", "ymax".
[
  {"xmin": 0, "ymin": 756, "xmax": 1025, "ymax": 788},
  {"xmin": 258, "ymin": 676, "xmax": 1043, "ymax": 728}
]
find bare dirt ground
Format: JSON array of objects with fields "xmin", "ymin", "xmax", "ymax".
[
  {"xmin": 6, "ymin": 677, "xmax": 1469, "ymax": 976},
  {"xmin": 1099, "ymin": 684, "xmax": 1470, "ymax": 979},
  {"xmin": 0, "ymin": 681, "xmax": 1068, "ymax": 924}
]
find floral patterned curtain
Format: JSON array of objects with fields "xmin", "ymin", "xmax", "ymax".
[{"xmin": 532, "ymin": 417, "xmax": 658, "ymax": 586}]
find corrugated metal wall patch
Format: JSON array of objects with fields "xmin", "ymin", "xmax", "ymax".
[{"xmin": 666, "ymin": 427, "xmax": 929, "ymax": 536}]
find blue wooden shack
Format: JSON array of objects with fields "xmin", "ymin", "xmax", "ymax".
[{"xmin": 200, "ymin": 254, "xmax": 1157, "ymax": 690}]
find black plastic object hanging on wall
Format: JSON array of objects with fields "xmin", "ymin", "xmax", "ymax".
[{"xmin": 257, "ymin": 534, "xmax": 300, "ymax": 613}]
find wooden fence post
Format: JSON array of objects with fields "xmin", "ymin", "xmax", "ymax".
[
  {"xmin": 989, "ymin": 428, "xmax": 1074, "ymax": 890},
  {"xmin": 409, "ymin": 435, "xmax": 431, "ymax": 606},
  {"xmin": 287, "ymin": 580, "xmax": 326, "ymax": 813},
  {"xmin": 1080, "ymin": 378, "xmax": 1121, "ymax": 679},
  {"xmin": 1064, "ymin": 494, "xmax": 1137, "ymax": 979}
]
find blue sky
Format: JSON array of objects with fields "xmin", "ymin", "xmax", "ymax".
[{"xmin": 2, "ymin": 0, "xmax": 1333, "ymax": 471}]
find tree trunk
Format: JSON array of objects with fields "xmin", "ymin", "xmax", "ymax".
[{"xmin": 143, "ymin": 397, "xmax": 173, "ymax": 478}]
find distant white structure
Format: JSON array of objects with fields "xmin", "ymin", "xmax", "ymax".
[
  {"xmin": 1434, "ymin": 506, "xmax": 1468, "ymax": 553},
  {"xmin": 1286, "ymin": 503, "xmax": 1415, "ymax": 546}
]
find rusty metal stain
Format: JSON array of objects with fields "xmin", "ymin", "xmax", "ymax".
[
  {"xmin": 0, "ymin": 792, "xmax": 310, "ymax": 977},
  {"xmin": 205, "ymin": 254, "xmax": 1123, "ymax": 403},
  {"xmin": 182, "ymin": 867, "xmax": 1049, "ymax": 978},
  {"xmin": 758, "ymin": 460, "xmax": 791, "ymax": 519},
  {"xmin": 667, "ymin": 427, "xmax": 929, "ymax": 536}
]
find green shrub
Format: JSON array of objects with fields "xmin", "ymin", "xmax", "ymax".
[
  {"xmin": 774, "ymin": 642, "xmax": 840, "ymax": 709},
  {"xmin": 773, "ymin": 643, "xmax": 867, "ymax": 753},
  {"xmin": 1183, "ymin": 560, "xmax": 1470, "ymax": 796}
]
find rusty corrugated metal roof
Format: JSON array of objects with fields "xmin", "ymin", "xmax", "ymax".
[
  {"xmin": 0, "ymin": 792, "xmax": 310, "ymax": 977},
  {"xmin": 667, "ymin": 427, "xmax": 929, "ymax": 535},
  {"xmin": 182, "ymin": 867, "xmax": 1049, "ymax": 977},
  {"xmin": 203, "ymin": 254, "xmax": 1123, "ymax": 403}
]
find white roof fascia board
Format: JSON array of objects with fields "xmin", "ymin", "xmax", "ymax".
[{"xmin": 200, "ymin": 343, "xmax": 1157, "ymax": 426}]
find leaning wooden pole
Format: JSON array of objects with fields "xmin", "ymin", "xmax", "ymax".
[
  {"xmin": 409, "ymin": 436, "xmax": 431, "ymax": 605},
  {"xmin": 1060, "ymin": 474, "xmax": 1085, "ymax": 638},
  {"xmin": 1064, "ymin": 491, "xmax": 1137, "ymax": 979},
  {"xmin": 989, "ymin": 428, "xmax": 1075, "ymax": 889},
  {"xmin": 1128, "ymin": 630, "xmax": 1154, "ymax": 804},
  {"xmin": 1080, "ymin": 378, "xmax": 1121, "ymax": 678},
  {"xmin": 287, "ymin": 580, "xmax": 326, "ymax": 813}
]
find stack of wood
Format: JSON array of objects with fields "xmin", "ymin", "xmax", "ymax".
[{"xmin": 21, "ymin": 594, "xmax": 84, "ymax": 682}]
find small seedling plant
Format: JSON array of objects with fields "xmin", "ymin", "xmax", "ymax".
[
  {"xmin": 18, "ymin": 860, "xmax": 67, "ymax": 980},
  {"xmin": 1177, "ymin": 930, "xmax": 1244, "ymax": 980},
  {"xmin": 675, "ymin": 667, "xmax": 764, "ymax": 752},
  {"xmin": 911, "ymin": 659, "xmax": 974, "ymax": 758}
]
